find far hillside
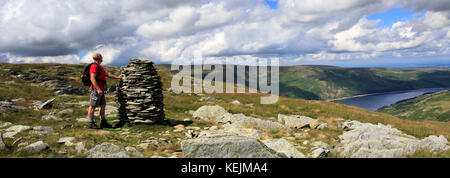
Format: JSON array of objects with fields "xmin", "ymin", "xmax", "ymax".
[
  {"xmin": 156, "ymin": 64, "xmax": 450, "ymax": 100},
  {"xmin": 378, "ymin": 90, "xmax": 450, "ymax": 122}
]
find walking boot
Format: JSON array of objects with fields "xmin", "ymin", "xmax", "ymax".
[
  {"xmin": 113, "ymin": 120, "xmax": 126, "ymax": 128},
  {"xmin": 89, "ymin": 122, "xmax": 99, "ymax": 129},
  {"xmin": 100, "ymin": 119, "xmax": 113, "ymax": 128}
]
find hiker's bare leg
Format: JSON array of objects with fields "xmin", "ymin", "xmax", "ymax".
[
  {"xmin": 88, "ymin": 106, "xmax": 95, "ymax": 122},
  {"xmin": 99, "ymin": 104, "xmax": 106, "ymax": 119}
]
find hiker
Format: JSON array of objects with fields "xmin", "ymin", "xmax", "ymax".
[{"xmin": 87, "ymin": 53, "xmax": 122, "ymax": 129}]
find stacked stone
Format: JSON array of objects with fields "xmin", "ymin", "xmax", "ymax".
[{"xmin": 117, "ymin": 58, "xmax": 165, "ymax": 124}]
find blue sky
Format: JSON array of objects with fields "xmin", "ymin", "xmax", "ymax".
[
  {"xmin": 367, "ymin": 8, "xmax": 426, "ymax": 28},
  {"xmin": 1, "ymin": 0, "xmax": 449, "ymax": 68}
]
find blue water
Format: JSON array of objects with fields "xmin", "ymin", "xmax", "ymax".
[{"xmin": 333, "ymin": 88, "xmax": 450, "ymax": 111}]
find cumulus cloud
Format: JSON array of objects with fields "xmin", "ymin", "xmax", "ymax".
[{"xmin": 0, "ymin": 0, "xmax": 449, "ymax": 65}]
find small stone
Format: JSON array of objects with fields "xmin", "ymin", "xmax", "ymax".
[
  {"xmin": 183, "ymin": 118, "xmax": 192, "ymax": 122},
  {"xmin": 58, "ymin": 137, "xmax": 75, "ymax": 144},
  {"xmin": 137, "ymin": 143, "xmax": 151, "ymax": 150},
  {"xmin": 231, "ymin": 100, "xmax": 241, "ymax": 105},
  {"xmin": 57, "ymin": 109, "xmax": 74, "ymax": 117},
  {"xmin": 75, "ymin": 142, "xmax": 86, "ymax": 155},
  {"xmin": 185, "ymin": 126, "xmax": 201, "ymax": 131},
  {"xmin": 316, "ymin": 123, "xmax": 329, "ymax": 130},
  {"xmin": 310, "ymin": 148, "xmax": 330, "ymax": 158},
  {"xmin": 173, "ymin": 124, "xmax": 185, "ymax": 132},
  {"xmin": 11, "ymin": 98, "xmax": 26, "ymax": 103},
  {"xmin": 125, "ymin": 146, "xmax": 144, "ymax": 157},
  {"xmin": 41, "ymin": 115, "xmax": 62, "ymax": 121},
  {"xmin": 38, "ymin": 98, "xmax": 56, "ymax": 110},
  {"xmin": 209, "ymin": 126, "xmax": 218, "ymax": 130}
]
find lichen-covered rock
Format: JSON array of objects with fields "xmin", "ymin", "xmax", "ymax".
[
  {"xmin": 181, "ymin": 135, "xmax": 287, "ymax": 158},
  {"xmin": 418, "ymin": 135, "xmax": 449, "ymax": 152},
  {"xmin": 337, "ymin": 120, "xmax": 449, "ymax": 158},
  {"xmin": 56, "ymin": 108, "xmax": 74, "ymax": 117},
  {"xmin": 125, "ymin": 146, "xmax": 144, "ymax": 157},
  {"xmin": 87, "ymin": 142, "xmax": 130, "ymax": 158},
  {"xmin": 229, "ymin": 114, "xmax": 285, "ymax": 131},
  {"xmin": 30, "ymin": 126, "xmax": 53, "ymax": 135},
  {"xmin": 6, "ymin": 125, "xmax": 31, "ymax": 133},
  {"xmin": 19, "ymin": 141, "xmax": 49, "ymax": 154},
  {"xmin": 310, "ymin": 148, "xmax": 330, "ymax": 158},
  {"xmin": 262, "ymin": 139, "xmax": 305, "ymax": 158},
  {"xmin": 192, "ymin": 105, "xmax": 228, "ymax": 122},
  {"xmin": 278, "ymin": 114, "xmax": 317, "ymax": 128}
]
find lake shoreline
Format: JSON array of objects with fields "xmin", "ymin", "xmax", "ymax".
[{"xmin": 326, "ymin": 88, "xmax": 450, "ymax": 102}]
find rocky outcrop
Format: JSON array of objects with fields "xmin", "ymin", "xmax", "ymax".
[
  {"xmin": 181, "ymin": 135, "xmax": 287, "ymax": 158},
  {"xmin": 336, "ymin": 120, "xmax": 449, "ymax": 158},
  {"xmin": 87, "ymin": 142, "xmax": 130, "ymax": 158},
  {"xmin": 192, "ymin": 105, "xmax": 284, "ymax": 131},
  {"xmin": 0, "ymin": 100, "xmax": 20, "ymax": 115}
]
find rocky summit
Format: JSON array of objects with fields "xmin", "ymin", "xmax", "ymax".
[{"xmin": 117, "ymin": 58, "xmax": 165, "ymax": 124}]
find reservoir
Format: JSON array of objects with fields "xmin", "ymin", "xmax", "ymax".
[{"xmin": 333, "ymin": 88, "xmax": 450, "ymax": 111}]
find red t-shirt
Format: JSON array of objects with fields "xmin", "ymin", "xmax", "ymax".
[{"xmin": 89, "ymin": 63, "xmax": 106, "ymax": 91}]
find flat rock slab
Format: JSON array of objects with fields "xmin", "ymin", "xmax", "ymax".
[
  {"xmin": 262, "ymin": 138, "xmax": 306, "ymax": 158},
  {"xmin": 39, "ymin": 98, "xmax": 56, "ymax": 110},
  {"xmin": 181, "ymin": 135, "xmax": 287, "ymax": 158},
  {"xmin": 6, "ymin": 125, "xmax": 31, "ymax": 133},
  {"xmin": 87, "ymin": 142, "xmax": 130, "ymax": 158},
  {"xmin": 30, "ymin": 126, "xmax": 53, "ymax": 135},
  {"xmin": 58, "ymin": 137, "xmax": 75, "ymax": 144}
]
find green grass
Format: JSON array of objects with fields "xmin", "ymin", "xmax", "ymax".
[{"xmin": 1, "ymin": 62, "xmax": 449, "ymax": 158}]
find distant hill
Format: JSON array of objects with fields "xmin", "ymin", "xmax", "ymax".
[
  {"xmin": 157, "ymin": 64, "xmax": 450, "ymax": 100},
  {"xmin": 378, "ymin": 90, "xmax": 450, "ymax": 122}
]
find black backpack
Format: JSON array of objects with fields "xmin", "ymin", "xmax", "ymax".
[{"xmin": 81, "ymin": 63, "xmax": 100, "ymax": 87}]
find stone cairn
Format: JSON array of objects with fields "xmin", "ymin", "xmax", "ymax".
[{"xmin": 117, "ymin": 58, "xmax": 165, "ymax": 124}]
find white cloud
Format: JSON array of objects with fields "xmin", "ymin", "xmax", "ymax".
[{"xmin": 0, "ymin": 0, "xmax": 449, "ymax": 65}]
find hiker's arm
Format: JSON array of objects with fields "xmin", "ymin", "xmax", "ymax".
[
  {"xmin": 90, "ymin": 72, "xmax": 103, "ymax": 95},
  {"xmin": 106, "ymin": 71, "xmax": 122, "ymax": 79}
]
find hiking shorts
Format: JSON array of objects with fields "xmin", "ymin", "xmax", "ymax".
[{"xmin": 90, "ymin": 88, "xmax": 106, "ymax": 108}]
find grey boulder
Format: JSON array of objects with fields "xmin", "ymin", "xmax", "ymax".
[
  {"xmin": 278, "ymin": 114, "xmax": 317, "ymax": 128},
  {"xmin": 181, "ymin": 135, "xmax": 287, "ymax": 158},
  {"xmin": 87, "ymin": 142, "xmax": 131, "ymax": 158},
  {"xmin": 19, "ymin": 141, "xmax": 49, "ymax": 154}
]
